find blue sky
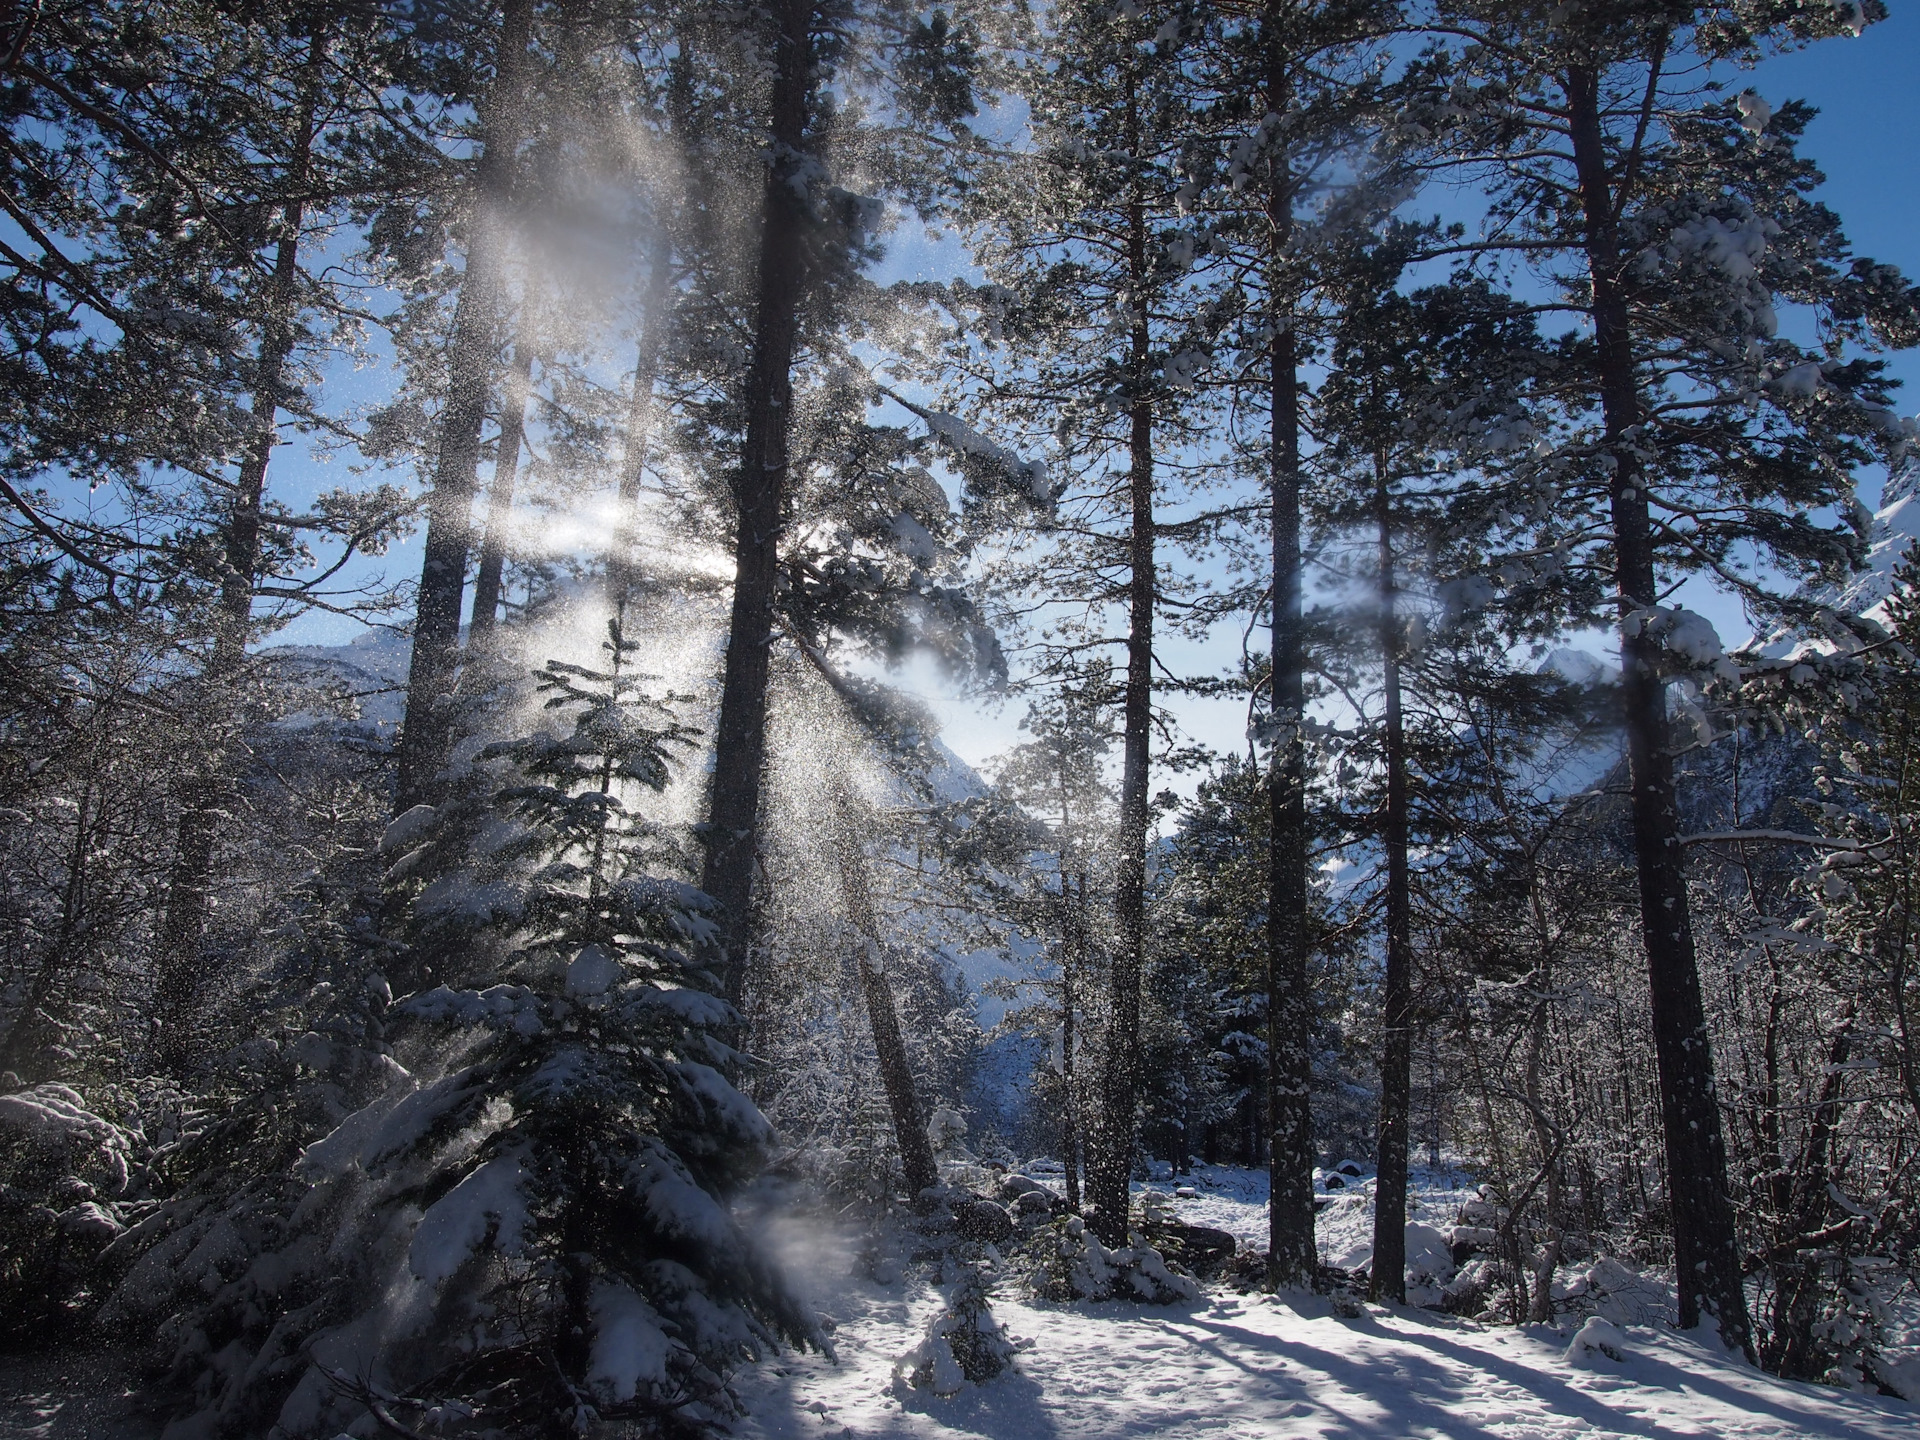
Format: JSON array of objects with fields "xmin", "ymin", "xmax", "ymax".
[
  {"xmin": 1640, "ymin": 13, "xmax": 1920, "ymax": 677},
  {"xmin": 272, "ymin": 13, "xmax": 1920, "ymax": 786},
  {"xmin": 1753, "ymin": 5, "xmax": 1920, "ymax": 482}
]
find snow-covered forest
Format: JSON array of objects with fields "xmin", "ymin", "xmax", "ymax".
[{"xmin": 3, "ymin": 1, "xmax": 1920, "ymax": 1436}]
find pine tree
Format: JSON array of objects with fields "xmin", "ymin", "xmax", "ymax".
[
  {"xmin": 2, "ymin": 2, "xmax": 415, "ymax": 1075},
  {"xmin": 769, "ymin": 641, "xmax": 1000, "ymax": 1207},
  {"xmin": 119, "ymin": 622, "xmax": 819, "ymax": 1437},
  {"xmin": 699, "ymin": 0, "xmax": 815, "ymax": 1007},
  {"xmin": 1194, "ymin": 0, "xmax": 1403, "ymax": 1287},
  {"xmin": 697, "ymin": 0, "xmax": 992, "ymax": 1007},
  {"xmin": 153, "ymin": 7, "xmax": 414, "ymax": 1074},
  {"xmin": 1746, "ymin": 547, "xmax": 1920, "ymax": 1382},
  {"xmin": 952, "ymin": 0, "xmax": 1238, "ymax": 1244},
  {"xmin": 989, "ymin": 662, "xmax": 1122, "ymax": 1208},
  {"xmin": 393, "ymin": 0, "xmax": 540, "ymax": 809},
  {"xmin": 1402, "ymin": 0, "xmax": 1920, "ymax": 1348},
  {"xmin": 1153, "ymin": 757, "xmax": 1274, "ymax": 1168},
  {"xmin": 468, "ymin": 338, "xmax": 536, "ymax": 642},
  {"xmin": 1311, "ymin": 232, "xmax": 1555, "ymax": 1300}
]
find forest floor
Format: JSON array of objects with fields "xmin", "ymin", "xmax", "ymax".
[
  {"xmin": 0, "ymin": 1347, "xmax": 150, "ymax": 1440},
  {"xmin": 733, "ymin": 1164, "xmax": 1920, "ymax": 1440},
  {"xmin": 3, "ymin": 1165, "xmax": 1914, "ymax": 1439}
]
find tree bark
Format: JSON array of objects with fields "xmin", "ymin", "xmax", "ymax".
[
  {"xmin": 153, "ymin": 53, "xmax": 316, "ymax": 1075},
  {"xmin": 1264, "ymin": 10, "xmax": 1318, "ymax": 1288},
  {"xmin": 1753, "ymin": 1004, "xmax": 1853, "ymax": 1375},
  {"xmin": 1088, "ymin": 91, "xmax": 1155, "ymax": 1244},
  {"xmin": 556, "ymin": 1143, "xmax": 595, "ymax": 1404},
  {"xmin": 1368, "ymin": 453, "xmax": 1415, "ymax": 1304},
  {"xmin": 830, "ymin": 780, "xmax": 940, "ymax": 1202},
  {"xmin": 1565, "ymin": 62, "xmax": 1752, "ymax": 1355},
  {"xmin": 699, "ymin": 0, "xmax": 813, "ymax": 1008},
  {"xmin": 394, "ymin": 0, "xmax": 535, "ymax": 810},
  {"xmin": 1523, "ymin": 999, "xmax": 1563, "ymax": 1324},
  {"xmin": 1061, "ymin": 884, "xmax": 1083, "ymax": 1212},
  {"xmin": 468, "ymin": 340, "xmax": 533, "ymax": 642},
  {"xmin": 608, "ymin": 225, "xmax": 674, "ymax": 614}
]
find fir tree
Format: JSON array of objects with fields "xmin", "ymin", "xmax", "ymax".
[{"xmin": 119, "ymin": 620, "xmax": 819, "ymax": 1437}]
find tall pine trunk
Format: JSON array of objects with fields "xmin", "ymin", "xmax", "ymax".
[
  {"xmin": 1565, "ymin": 62, "xmax": 1751, "ymax": 1354},
  {"xmin": 606, "ymin": 40, "xmax": 686, "ymax": 618},
  {"xmin": 830, "ymin": 779, "xmax": 940, "ymax": 1202},
  {"xmin": 1053, "ymin": 757, "xmax": 1087, "ymax": 1211},
  {"xmin": 468, "ymin": 340, "xmax": 533, "ymax": 642},
  {"xmin": 153, "ymin": 58, "xmax": 316, "ymax": 1075},
  {"xmin": 1368, "ymin": 452, "xmax": 1414, "ymax": 1304},
  {"xmin": 394, "ymin": 0, "xmax": 535, "ymax": 809},
  {"xmin": 1522, "ymin": 996, "xmax": 1564, "ymax": 1324},
  {"xmin": 1264, "ymin": 11, "xmax": 1317, "ymax": 1288},
  {"xmin": 1088, "ymin": 105, "xmax": 1154, "ymax": 1245},
  {"xmin": 1062, "ymin": 868, "xmax": 1086, "ymax": 1212},
  {"xmin": 608, "ymin": 226, "xmax": 674, "ymax": 612},
  {"xmin": 700, "ymin": 0, "xmax": 813, "ymax": 1007}
]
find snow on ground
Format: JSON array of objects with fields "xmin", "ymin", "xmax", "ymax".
[
  {"xmin": 0, "ymin": 1350, "xmax": 150, "ymax": 1440},
  {"xmin": 737, "ymin": 1282, "xmax": 1915, "ymax": 1440},
  {"xmin": 5, "ymin": 1166, "xmax": 1912, "ymax": 1439},
  {"xmin": 732, "ymin": 1166, "xmax": 1916, "ymax": 1440},
  {"xmin": 1028, "ymin": 1157, "xmax": 1477, "ymax": 1274}
]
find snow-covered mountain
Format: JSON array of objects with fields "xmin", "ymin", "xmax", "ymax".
[
  {"xmin": 1829, "ymin": 471, "xmax": 1920, "ymax": 627},
  {"xmin": 266, "ymin": 626, "xmax": 414, "ymax": 729},
  {"xmin": 264, "ymin": 626, "xmax": 1029, "ymax": 1026}
]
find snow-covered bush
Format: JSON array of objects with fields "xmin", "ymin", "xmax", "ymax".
[
  {"xmin": 0, "ymin": 1081, "xmax": 137, "ymax": 1338},
  {"xmin": 110, "ymin": 624, "xmax": 819, "ymax": 1437},
  {"xmin": 895, "ymin": 1258, "xmax": 1018, "ymax": 1395},
  {"xmin": 1029, "ymin": 1213, "xmax": 1199, "ymax": 1305},
  {"xmin": 97, "ymin": 857, "xmax": 431, "ymax": 1422},
  {"xmin": 1560, "ymin": 1257, "xmax": 1675, "ymax": 1329}
]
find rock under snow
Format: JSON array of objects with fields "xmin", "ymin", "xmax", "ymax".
[{"xmin": 1566, "ymin": 1315, "xmax": 1632, "ymax": 1367}]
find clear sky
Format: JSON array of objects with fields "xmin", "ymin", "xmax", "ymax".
[
  {"xmin": 922, "ymin": 15, "xmax": 1920, "ymax": 787},
  {"xmin": 273, "ymin": 12, "xmax": 1920, "ymax": 792},
  {"xmin": 1752, "ymin": 5, "xmax": 1920, "ymax": 482}
]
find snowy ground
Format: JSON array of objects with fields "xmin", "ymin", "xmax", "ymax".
[
  {"xmin": 1120, "ymin": 1158, "xmax": 1480, "ymax": 1272},
  {"xmin": 737, "ymin": 1285, "xmax": 1917, "ymax": 1440},
  {"xmin": 4, "ymin": 1166, "xmax": 1913, "ymax": 1439},
  {"xmin": 0, "ymin": 1349, "xmax": 150, "ymax": 1440},
  {"xmin": 732, "ymin": 1165, "xmax": 1917, "ymax": 1440}
]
